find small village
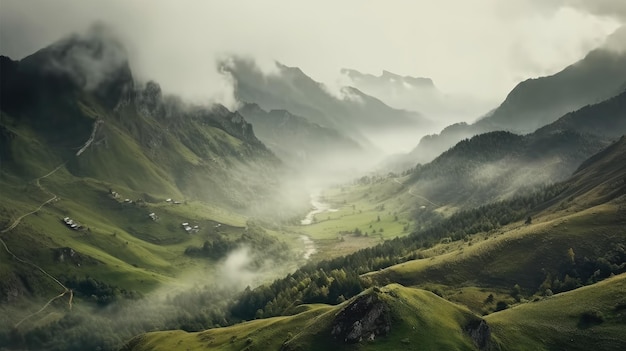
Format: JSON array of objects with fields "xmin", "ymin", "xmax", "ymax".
[{"xmin": 107, "ymin": 188, "xmax": 213, "ymax": 235}]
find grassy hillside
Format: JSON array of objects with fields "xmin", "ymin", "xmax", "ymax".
[
  {"xmin": 366, "ymin": 201, "xmax": 626, "ymax": 301},
  {"xmin": 126, "ymin": 275, "xmax": 626, "ymax": 351},
  {"xmin": 125, "ymin": 284, "xmax": 484, "ymax": 351},
  {"xmin": 486, "ymin": 273, "xmax": 626, "ymax": 351},
  {"xmin": 366, "ymin": 137, "xmax": 626, "ymax": 309}
]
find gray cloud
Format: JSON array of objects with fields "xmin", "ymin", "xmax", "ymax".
[
  {"xmin": 0, "ymin": 0, "xmax": 623, "ymax": 112},
  {"xmin": 557, "ymin": 0, "xmax": 626, "ymax": 20}
]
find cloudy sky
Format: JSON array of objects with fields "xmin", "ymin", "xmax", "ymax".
[{"xmin": 1, "ymin": 0, "xmax": 624, "ymax": 110}]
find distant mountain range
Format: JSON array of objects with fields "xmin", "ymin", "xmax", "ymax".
[
  {"xmin": 341, "ymin": 68, "xmax": 494, "ymax": 125},
  {"xmin": 238, "ymin": 103, "xmax": 363, "ymax": 171},
  {"xmin": 341, "ymin": 68, "xmax": 436, "ymax": 90},
  {"xmin": 220, "ymin": 58, "xmax": 433, "ymax": 151},
  {"xmin": 405, "ymin": 45, "xmax": 626, "ymax": 165}
]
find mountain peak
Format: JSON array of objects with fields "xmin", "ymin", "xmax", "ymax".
[
  {"xmin": 18, "ymin": 23, "xmax": 133, "ymax": 106},
  {"xmin": 342, "ymin": 68, "xmax": 435, "ymax": 89},
  {"xmin": 603, "ymin": 25, "xmax": 626, "ymax": 53}
]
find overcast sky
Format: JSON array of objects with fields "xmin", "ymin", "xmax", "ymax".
[{"xmin": 1, "ymin": 0, "xmax": 624, "ymax": 110}]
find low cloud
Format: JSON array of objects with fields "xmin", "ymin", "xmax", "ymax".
[{"xmin": 1, "ymin": 0, "xmax": 623, "ymax": 113}]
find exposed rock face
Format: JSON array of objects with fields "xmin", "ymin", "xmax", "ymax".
[
  {"xmin": 331, "ymin": 293, "xmax": 391, "ymax": 343},
  {"xmin": 465, "ymin": 319, "xmax": 491, "ymax": 350}
]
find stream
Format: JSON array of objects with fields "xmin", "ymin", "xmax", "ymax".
[
  {"xmin": 300, "ymin": 191, "xmax": 337, "ymax": 225},
  {"xmin": 298, "ymin": 191, "xmax": 338, "ymax": 260}
]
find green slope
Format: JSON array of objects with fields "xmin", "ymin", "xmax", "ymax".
[
  {"xmin": 367, "ymin": 137, "xmax": 626, "ymax": 308},
  {"xmin": 126, "ymin": 274, "xmax": 626, "ymax": 351},
  {"xmin": 486, "ymin": 273, "xmax": 626, "ymax": 351},
  {"xmin": 124, "ymin": 284, "xmax": 484, "ymax": 351}
]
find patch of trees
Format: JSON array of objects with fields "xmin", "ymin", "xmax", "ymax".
[
  {"xmin": 230, "ymin": 268, "xmax": 363, "ymax": 320},
  {"xmin": 538, "ymin": 244, "xmax": 626, "ymax": 295},
  {"xmin": 63, "ymin": 276, "xmax": 142, "ymax": 306},
  {"xmin": 184, "ymin": 221, "xmax": 290, "ymax": 263},
  {"xmin": 406, "ymin": 130, "xmax": 604, "ymax": 206}
]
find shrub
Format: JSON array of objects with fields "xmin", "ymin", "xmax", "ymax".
[
  {"xmin": 578, "ymin": 310, "xmax": 604, "ymax": 328},
  {"xmin": 495, "ymin": 301, "xmax": 509, "ymax": 311}
]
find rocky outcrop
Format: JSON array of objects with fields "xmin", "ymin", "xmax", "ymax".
[
  {"xmin": 464, "ymin": 319, "xmax": 491, "ymax": 350},
  {"xmin": 330, "ymin": 292, "xmax": 391, "ymax": 343}
]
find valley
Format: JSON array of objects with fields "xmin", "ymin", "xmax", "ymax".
[{"xmin": 1, "ymin": 7, "xmax": 626, "ymax": 351}]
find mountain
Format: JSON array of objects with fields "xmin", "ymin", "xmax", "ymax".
[
  {"xmin": 0, "ymin": 28, "xmax": 295, "ymax": 211},
  {"xmin": 399, "ymin": 129, "xmax": 607, "ymax": 209},
  {"xmin": 238, "ymin": 103, "xmax": 363, "ymax": 169},
  {"xmin": 341, "ymin": 68, "xmax": 494, "ymax": 125},
  {"xmin": 220, "ymin": 58, "xmax": 433, "ymax": 150},
  {"xmin": 341, "ymin": 68, "xmax": 436, "ymax": 91},
  {"xmin": 407, "ymin": 46, "xmax": 626, "ymax": 164},
  {"xmin": 477, "ymin": 49, "xmax": 626, "ymax": 133},
  {"xmin": 397, "ymin": 82, "xmax": 626, "ymax": 183},
  {"xmin": 376, "ymin": 90, "xmax": 625, "ymax": 218},
  {"xmin": 0, "ymin": 27, "xmax": 309, "ymax": 331}
]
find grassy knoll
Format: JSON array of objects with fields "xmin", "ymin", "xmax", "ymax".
[
  {"xmin": 125, "ymin": 284, "xmax": 483, "ymax": 351},
  {"xmin": 486, "ymin": 273, "xmax": 626, "ymax": 350},
  {"xmin": 126, "ymin": 275, "xmax": 626, "ymax": 351}
]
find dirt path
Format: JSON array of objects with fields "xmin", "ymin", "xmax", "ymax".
[
  {"xmin": 1, "ymin": 163, "xmax": 65, "ymax": 234},
  {"xmin": 0, "ymin": 161, "xmax": 76, "ymax": 327},
  {"xmin": 0, "ymin": 119, "xmax": 103, "ymax": 327}
]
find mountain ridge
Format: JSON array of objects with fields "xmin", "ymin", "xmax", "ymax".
[
  {"xmin": 407, "ymin": 46, "xmax": 626, "ymax": 164},
  {"xmin": 220, "ymin": 57, "xmax": 433, "ymax": 151}
]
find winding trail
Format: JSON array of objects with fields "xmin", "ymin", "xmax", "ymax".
[
  {"xmin": 0, "ymin": 162, "xmax": 72, "ymax": 327},
  {"xmin": 1, "ymin": 163, "xmax": 65, "ymax": 234},
  {"xmin": 393, "ymin": 177, "xmax": 441, "ymax": 207},
  {"xmin": 0, "ymin": 117, "xmax": 101, "ymax": 327}
]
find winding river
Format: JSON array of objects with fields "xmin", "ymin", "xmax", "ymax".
[
  {"xmin": 298, "ymin": 191, "xmax": 338, "ymax": 260},
  {"xmin": 300, "ymin": 191, "xmax": 337, "ymax": 225}
]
